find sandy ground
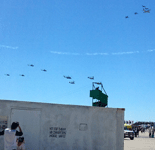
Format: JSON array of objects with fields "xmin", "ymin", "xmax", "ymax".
[{"xmin": 124, "ymin": 130, "xmax": 155, "ymax": 150}]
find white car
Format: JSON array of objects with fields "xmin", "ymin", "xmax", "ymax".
[{"xmin": 124, "ymin": 129, "xmax": 134, "ymax": 140}]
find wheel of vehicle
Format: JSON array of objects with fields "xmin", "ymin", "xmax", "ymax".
[{"xmin": 130, "ymin": 137, "xmax": 134, "ymax": 140}]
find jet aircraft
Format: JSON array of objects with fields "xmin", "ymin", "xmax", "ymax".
[
  {"xmin": 88, "ymin": 76, "xmax": 94, "ymax": 80},
  {"xmin": 41, "ymin": 69, "xmax": 47, "ymax": 72},
  {"xmin": 134, "ymin": 12, "xmax": 138, "ymax": 15},
  {"xmin": 142, "ymin": 5, "xmax": 145, "ymax": 7},
  {"xmin": 69, "ymin": 81, "xmax": 75, "ymax": 84},
  {"xmin": 5, "ymin": 74, "xmax": 10, "ymax": 76},
  {"xmin": 125, "ymin": 16, "xmax": 129, "ymax": 18},
  {"xmin": 63, "ymin": 76, "xmax": 71, "ymax": 79}
]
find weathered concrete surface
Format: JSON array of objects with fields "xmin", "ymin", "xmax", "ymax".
[{"xmin": 0, "ymin": 99, "xmax": 124, "ymax": 150}]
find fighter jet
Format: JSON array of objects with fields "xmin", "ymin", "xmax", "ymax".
[
  {"xmin": 143, "ymin": 8, "xmax": 151, "ymax": 13},
  {"xmin": 142, "ymin": 5, "xmax": 145, "ymax": 7},
  {"xmin": 125, "ymin": 16, "xmax": 129, "ymax": 18},
  {"xmin": 63, "ymin": 76, "xmax": 72, "ymax": 79},
  {"xmin": 88, "ymin": 76, "xmax": 94, "ymax": 80},
  {"xmin": 41, "ymin": 69, "xmax": 47, "ymax": 72},
  {"xmin": 20, "ymin": 74, "xmax": 25, "ymax": 77},
  {"xmin": 28, "ymin": 64, "xmax": 34, "ymax": 67},
  {"xmin": 134, "ymin": 12, "xmax": 138, "ymax": 15},
  {"xmin": 5, "ymin": 74, "xmax": 10, "ymax": 76},
  {"xmin": 69, "ymin": 81, "xmax": 75, "ymax": 84}
]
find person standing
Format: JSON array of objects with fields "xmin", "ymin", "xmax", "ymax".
[
  {"xmin": 149, "ymin": 127, "xmax": 152, "ymax": 138},
  {"xmin": 135, "ymin": 127, "xmax": 137, "ymax": 137},
  {"xmin": 0, "ymin": 122, "xmax": 23, "ymax": 150},
  {"xmin": 137, "ymin": 127, "xmax": 140, "ymax": 137},
  {"xmin": 152, "ymin": 127, "xmax": 154, "ymax": 138}
]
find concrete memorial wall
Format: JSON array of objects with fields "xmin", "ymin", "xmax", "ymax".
[{"xmin": 0, "ymin": 100, "xmax": 124, "ymax": 150}]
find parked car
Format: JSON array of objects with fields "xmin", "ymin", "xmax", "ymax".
[
  {"xmin": 124, "ymin": 129, "xmax": 134, "ymax": 140},
  {"xmin": 124, "ymin": 124, "xmax": 134, "ymax": 140}
]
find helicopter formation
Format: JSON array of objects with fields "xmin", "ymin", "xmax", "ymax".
[
  {"xmin": 4, "ymin": 64, "xmax": 47, "ymax": 77},
  {"xmin": 3, "ymin": 64, "xmax": 94, "ymax": 84},
  {"xmin": 125, "ymin": 5, "xmax": 151, "ymax": 19}
]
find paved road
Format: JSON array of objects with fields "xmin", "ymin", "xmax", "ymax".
[{"xmin": 124, "ymin": 131, "xmax": 155, "ymax": 150}]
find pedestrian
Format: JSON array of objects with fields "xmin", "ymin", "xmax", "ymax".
[
  {"xmin": 17, "ymin": 137, "xmax": 25, "ymax": 150},
  {"xmin": 149, "ymin": 127, "xmax": 151, "ymax": 138},
  {"xmin": 0, "ymin": 122, "xmax": 23, "ymax": 150},
  {"xmin": 137, "ymin": 127, "xmax": 140, "ymax": 137},
  {"xmin": 152, "ymin": 127, "xmax": 154, "ymax": 138},
  {"xmin": 135, "ymin": 127, "xmax": 137, "ymax": 137}
]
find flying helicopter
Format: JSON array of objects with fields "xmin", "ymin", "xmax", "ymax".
[
  {"xmin": 41, "ymin": 69, "xmax": 47, "ymax": 72},
  {"xmin": 95, "ymin": 82, "xmax": 102, "ymax": 85},
  {"xmin": 143, "ymin": 8, "xmax": 151, "ymax": 13},
  {"xmin": 63, "ymin": 76, "xmax": 72, "ymax": 79},
  {"xmin": 134, "ymin": 12, "xmax": 138, "ymax": 15},
  {"xmin": 69, "ymin": 81, "xmax": 75, "ymax": 84},
  {"xmin": 28, "ymin": 64, "xmax": 34, "ymax": 67},
  {"xmin": 88, "ymin": 76, "xmax": 94, "ymax": 80},
  {"xmin": 125, "ymin": 16, "xmax": 129, "ymax": 18},
  {"xmin": 20, "ymin": 74, "xmax": 25, "ymax": 77},
  {"xmin": 5, "ymin": 74, "xmax": 10, "ymax": 76}
]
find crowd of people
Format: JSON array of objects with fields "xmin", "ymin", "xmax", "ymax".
[
  {"xmin": 0, "ymin": 122, "xmax": 25, "ymax": 150},
  {"xmin": 132, "ymin": 125, "xmax": 155, "ymax": 138}
]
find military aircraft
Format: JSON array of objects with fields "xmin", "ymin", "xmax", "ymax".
[
  {"xmin": 134, "ymin": 12, "xmax": 138, "ymax": 15},
  {"xmin": 63, "ymin": 76, "xmax": 71, "ymax": 79},
  {"xmin": 125, "ymin": 16, "xmax": 129, "ymax": 18},
  {"xmin": 28, "ymin": 64, "xmax": 34, "ymax": 67},
  {"xmin": 69, "ymin": 81, "xmax": 75, "ymax": 84},
  {"xmin": 88, "ymin": 76, "xmax": 94, "ymax": 80},
  {"xmin": 41, "ymin": 69, "xmax": 47, "ymax": 72},
  {"xmin": 20, "ymin": 74, "xmax": 25, "ymax": 77},
  {"xmin": 95, "ymin": 82, "xmax": 102, "ymax": 85},
  {"xmin": 143, "ymin": 8, "xmax": 151, "ymax": 13},
  {"xmin": 142, "ymin": 5, "xmax": 145, "ymax": 7},
  {"xmin": 5, "ymin": 74, "xmax": 10, "ymax": 76}
]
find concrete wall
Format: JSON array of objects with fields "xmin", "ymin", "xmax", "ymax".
[{"xmin": 0, "ymin": 100, "xmax": 124, "ymax": 150}]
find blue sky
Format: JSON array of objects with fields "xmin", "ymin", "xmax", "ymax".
[{"xmin": 0, "ymin": 0, "xmax": 155, "ymax": 122}]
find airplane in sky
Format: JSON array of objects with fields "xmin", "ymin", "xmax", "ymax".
[
  {"xmin": 125, "ymin": 16, "xmax": 129, "ymax": 18},
  {"xmin": 143, "ymin": 8, "xmax": 151, "ymax": 13},
  {"xmin": 88, "ymin": 76, "xmax": 94, "ymax": 80},
  {"xmin": 63, "ymin": 76, "xmax": 72, "ymax": 79},
  {"xmin": 5, "ymin": 74, "xmax": 10, "ymax": 76},
  {"xmin": 69, "ymin": 81, "xmax": 75, "ymax": 84},
  {"xmin": 134, "ymin": 12, "xmax": 138, "ymax": 15}
]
